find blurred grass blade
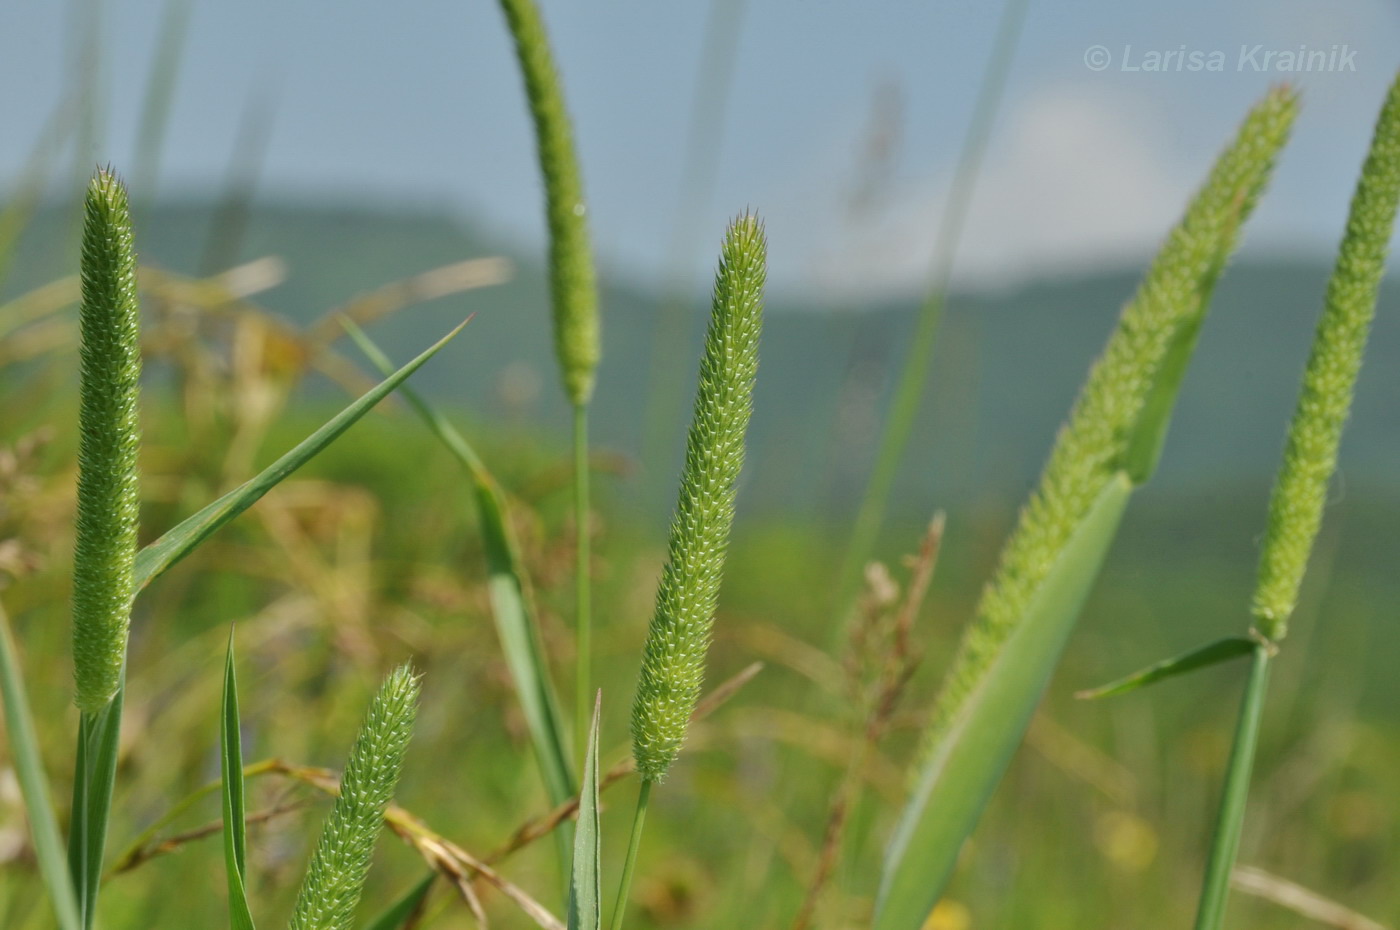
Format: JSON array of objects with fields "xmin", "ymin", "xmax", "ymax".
[
  {"xmin": 221, "ymin": 630, "xmax": 257, "ymax": 930},
  {"xmin": 0, "ymin": 603, "xmax": 82, "ymax": 930},
  {"xmin": 1076, "ymin": 636, "xmax": 1257, "ymax": 700},
  {"xmin": 363, "ymin": 874, "xmax": 434, "ymax": 930},
  {"xmin": 876, "ymin": 474, "xmax": 1131, "ymax": 929},
  {"xmin": 132, "ymin": 0, "xmax": 193, "ymax": 200},
  {"xmin": 133, "ymin": 320, "xmax": 468, "ymax": 592},
  {"xmin": 568, "ymin": 693, "xmax": 602, "ymax": 930},
  {"xmin": 344, "ymin": 321, "xmax": 576, "ymax": 822},
  {"xmin": 68, "ymin": 692, "xmax": 123, "ymax": 930}
]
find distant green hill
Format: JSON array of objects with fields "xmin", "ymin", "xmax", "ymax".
[{"xmin": 8, "ymin": 199, "xmax": 1399, "ymax": 523}]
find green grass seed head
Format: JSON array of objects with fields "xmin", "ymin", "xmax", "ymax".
[
  {"xmin": 1252, "ymin": 72, "xmax": 1400, "ymax": 642},
  {"xmin": 630, "ymin": 214, "xmax": 765, "ymax": 784},
  {"xmin": 927, "ymin": 86, "xmax": 1298, "ymax": 743},
  {"xmin": 290, "ymin": 664, "xmax": 420, "ymax": 930},
  {"xmin": 497, "ymin": 0, "xmax": 600, "ymax": 407},
  {"xmin": 73, "ymin": 168, "xmax": 143, "ymax": 713}
]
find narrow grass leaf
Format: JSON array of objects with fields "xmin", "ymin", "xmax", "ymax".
[
  {"xmin": 1075, "ymin": 636, "xmax": 1256, "ymax": 700},
  {"xmin": 567, "ymin": 693, "xmax": 602, "ymax": 930},
  {"xmin": 343, "ymin": 321, "xmax": 576, "ymax": 820},
  {"xmin": 877, "ymin": 474, "xmax": 1132, "ymax": 929},
  {"xmin": 68, "ymin": 693, "xmax": 123, "ymax": 930},
  {"xmin": 877, "ymin": 86, "xmax": 1298, "ymax": 930},
  {"xmin": 290, "ymin": 665, "xmax": 420, "ymax": 930},
  {"xmin": 362, "ymin": 874, "xmax": 434, "ymax": 930},
  {"xmin": 0, "ymin": 603, "xmax": 82, "ymax": 930},
  {"xmin": 221, "ymin": 630, "xmax": 257, "ymax": 930},
  {"xmin": 133, "ymin": 320, "xmax": 467, "ymax": 592}
]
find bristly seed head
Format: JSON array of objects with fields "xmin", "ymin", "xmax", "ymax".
[
  {"xmin": 1252, "ymin": 70, "xmax": 1400, "ymax": 641},
  {"xmin": 290, "ymin": 664, "xmax": 421, "ymax": 930},
  {"xmin": 496, "ymin": 0, "xmax": 600, "ymax": 407},
  {"xmin": 630, "ymin": 214, "xmax": 765, "ymax": 783},
  {"xmin": 72, "ymin": 168, "xmax": 143, "ymax": 713},
  {"xmin": 924, "ymin": 85, "xmax": 1298, "ymax": 746}
]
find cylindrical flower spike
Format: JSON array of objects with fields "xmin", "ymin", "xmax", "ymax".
[
  {"xmin": 496, "ymin": 0, "xmax": 600, "ymax": 407},
  {"xmin": 72, "ymin": 169, "xmax": 143, "ymax": 713},
  {"xmin": 290, "ymin": 664, "xmax": 421, "ymax": 930},
  {"xmin": 630, "ymin": 214, "xmax": 765, "ymax": 783},
  {"xmin": 1252, "ymin": 71, "xmax": 1400, "ymax": 641}
]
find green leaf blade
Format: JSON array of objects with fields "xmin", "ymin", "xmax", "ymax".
[
  {"xmin": 363, "ymin": 874, "xmax": 434, "ymax": 930},
  {"xmin": 133, "ymin": 320, "xmax": 467, "ymax": 593},
  {"xmin": 344, "ymin": 321, "xmax": 576, "ymax": 818},
  {"xmin": 1076, "ymin": 636, "xmax": 1257, "ymax": 700},
  {"xmin": 567, "ymin": 693, "xmax": 602, "ymax": 930},
  {"xmin": 875, "ymin": 474, "xmax": 1132, "ymax": 930},
  {"xmin": 0, "ymin": 604, "xmax": 82, "ymax": 930},
  {"xmin": 221, "ymin": 629, "xmax": 257, "ymax": 930}
]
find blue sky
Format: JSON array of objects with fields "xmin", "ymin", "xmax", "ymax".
[{"xmin": 2, "ymin": 0, "xmax": 1398, "ymax": 300}]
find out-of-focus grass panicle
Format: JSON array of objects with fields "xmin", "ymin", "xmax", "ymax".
[
  {"xmin": 630, "ymin": 214, "xmax": 765, "ymax": 783},
  {"xmin": 1252, "ymin": 74, "xmax": 1400, "ymax": 642},
  {"xmin": 927, "ymin": 87, "xmax": 1298, "ymax": 743},
  {"xmin": 289, "ymin": 665, "xmax": 420, "ymax": 930},
  {"xmin": 73, "ymin": 168, "xmax": 143, "ymax": 713},
  {"xmin": 496, "ymin": 0, "xmax": 599, "ymax": 406}
]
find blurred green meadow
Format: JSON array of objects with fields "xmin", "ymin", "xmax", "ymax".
[{"xmin": 1, "ymin": 190, "xmax": 1397, "ymax": 928}]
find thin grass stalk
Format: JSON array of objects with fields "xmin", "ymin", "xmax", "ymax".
[
  {"xmin": 573, "ymin": 404, "xmax": 592, "ymax": 754},
  {"xmin": 832, "ymin": 0, "xmax": 1029, "ymax": 620},
  {"xmin": 1192, "ymin": 68, "xmax": 1400, "ymax": 930},
  {"xmin": 1193, "ymin": 644, "xmax": 1272, "ymax": 930},
  {"xmin": 638, "ymin": 0, "xmax": 748, "ymax": 499},
  {"xmin": 132, "ymin": 0, "xmax": 193, "ymax": 202},
  {"xmin": 607, "ymin": 781, "xmax": 651, "ymax": 930},
  {"xmin": 495, "ymin": 0, "xmax": 601, "ymax": 761}
]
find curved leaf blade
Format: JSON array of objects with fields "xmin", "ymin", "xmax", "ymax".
[
  {"xmin": 1076, "ymin": 636, "xmax": 1257, "ymax": 700},
  {"xmin": 221, "ymin": 629, "xmax": 256, "ymax": 930},
  {"xmin": 133, "ymin": 320, "xmax": 467, "ymax": 592},
  {"xmin": 0, "ymin": 603, "xmax": 82, "ymax": 930},
  {"xmin": 567, "ymin": 693, "xmax": 602, "ymax": 930},
  {"xmin": 875, "ymin": 473, "xmax": 1132, "ymax": 930}
]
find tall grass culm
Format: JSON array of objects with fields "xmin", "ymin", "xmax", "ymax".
[
  {"xmin": 876, "ymin": 85, "xmax": 1299, "ymax": 930},
  {"xmin": 494, "ymin": 0, "xmax": 602, "ymax": 762},
  {"xmin": 1192, "ymin": 68, "xmax": 1400, "ymax": 930},
  {"xmin": 611, "ymin": 213, "xmax": 766, "ymax": 930},
  {"xmin": 69, "ymin": 168, "xmax": 144, "ymax": 930}
]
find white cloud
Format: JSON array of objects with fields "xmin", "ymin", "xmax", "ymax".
[{"xmin": 809, "ymin": 84, "xmax": 1191, "ymax": 298}]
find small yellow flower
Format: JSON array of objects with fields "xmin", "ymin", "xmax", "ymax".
[{"xmin": 922, "ymin": 899, "xmax": 971, "ymax": 930}]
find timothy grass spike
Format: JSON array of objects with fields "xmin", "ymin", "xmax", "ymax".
[
  {"xmin": 73, "ymin": 168, "xmax": 142, "ymax": 713},
  {"xmin": 496, "ymin": 0, "xmax": 600, "ymax": 406},
  {"xmin": 1251, "ymin": 73, "xmax": 1400, "ymax": 642},
  {"xmin": 290, "ymin": 665, "xmax": 420, "ymax": 930},
  {"xmin": 929, "ymin": 85, "xmax": 1297, "ymax": 749},
  {"xmin": 630, "ymin": 213, "xmax": 765, "ymax": 784},
  {"xmin": 877, "ymin": 87, "xmax": 1298, "ymax": 930}
]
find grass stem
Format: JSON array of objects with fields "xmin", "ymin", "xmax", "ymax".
[
  {"xmin": 1193, "ymin": 643, "xmax": 1271, "ymax": 930},
  {"xmin": 832, "ymin": 0, "xmax": 1029, "ymax": 620},
  {"xmin": 608, "ymin": 779, "xmax": 652, "ymax": 930},
  {"xmin": 573, "ymin": 403, "xmax": 592, "ymax": 758}
]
